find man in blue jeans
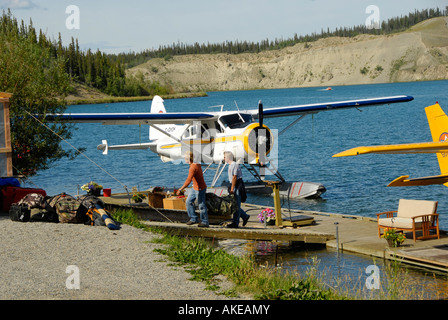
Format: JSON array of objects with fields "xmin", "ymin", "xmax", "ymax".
[
  {"xmin": 177, "ymin": 151, "xmax": 209, "ymax": 227},
  {"xmin": 224, "ymin": 151, "xmax": 249, "ymax": 228}
]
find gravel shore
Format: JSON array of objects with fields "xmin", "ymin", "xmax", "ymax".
[{"xmin": 0, "ymin": 215, "xmax": 244, "ymax": 300}]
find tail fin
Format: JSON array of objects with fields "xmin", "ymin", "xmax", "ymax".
[
  {"xmin": 150, "ymin": 95, "xmax": 166, "ymax": 114},
  {"xmin": 149, "ymin": 96, "xmax": 177, "ymax": 141},
  {"xmin": 426, "ymin": 103, "xmax": 448, "ymax": 175}
]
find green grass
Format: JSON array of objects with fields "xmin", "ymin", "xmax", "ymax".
[
  {"xmin": 112, "ymin": 206, "xmax": 444, "ymax": 300},
  {"xmin": 112, "ymin": 209, "xmax": 343, "ymax": 300}
]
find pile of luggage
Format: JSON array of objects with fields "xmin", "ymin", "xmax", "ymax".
[
  {"xmin": 6, "ymin": 187, "xmax": 120, "ymax": 230},
  {"xmin": 205, "ymin": 193, "xmax": 237, "ymax": 217}
]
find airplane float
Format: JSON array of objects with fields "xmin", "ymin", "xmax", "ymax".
[
  {"xmin": 45, "ymin": 94, "xmax": 414, "ymax": 199},
  {"xmin": 333, "ymin": 102, "xmax": 448, "ymax": 187}
]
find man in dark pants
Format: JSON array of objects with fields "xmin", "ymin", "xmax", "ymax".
[{"xmin": 224, "ymin": 151, "xmax": 249, "ymax": 228}]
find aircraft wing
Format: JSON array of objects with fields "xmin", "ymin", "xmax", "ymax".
[
  {"xmin": 252, "ymin": 95, "xmax": 414, "ymax": 119},
  {"xmin": 388, "ymin": 175, "xmax": 448, "ymax": 187},
  {"xmin": 44, "ymin": 95, "xmax": 413, "ymax": 124},
  {"xmin": 333, "ymin": 141, "xmax": 448, "ymax": 157},
  {"xmin": 44, "ymin": 112, "xmax": 218, "ymax": 125},
  {"xmin": 333, "ymin": 141, "xmax": 448, "ymax": 187}
]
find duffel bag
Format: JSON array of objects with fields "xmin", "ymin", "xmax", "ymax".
[
  {"xmin": 48, "ymin": 193, "xmax": 83, "ymax": 224},
  {"xmin": 9, "ymin": 204, "xmax": 30, "ymax": 222}
]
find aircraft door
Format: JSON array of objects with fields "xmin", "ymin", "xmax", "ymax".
[{"xmin": 181, "ymin": 122, "xmax": 213, "ymax": 163}]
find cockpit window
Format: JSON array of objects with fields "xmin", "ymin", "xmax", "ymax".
[
  {"xmin": 219, "ymin": 113, "xmax": 253, "ymax": 129},
  {"xmin": 183, "ymin": 123, "xmax": 212, "ymax": 139}
]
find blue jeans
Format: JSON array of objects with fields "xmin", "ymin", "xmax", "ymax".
[
  {"xmin": 186, "ymin": 188, "xmax": 208, "ymax": 225},
  {"xmin": 232, "ymin": 187, "xmax": 249, "ymax": 226}
]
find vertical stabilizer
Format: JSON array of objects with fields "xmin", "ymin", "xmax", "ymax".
[
  {"xmin": 149, "ymin": 96, "xmax": 177, "ymax": 141},
  {"xmin": 150, "ymin": 95, "xmax": 166, "ymax": 114},
  {"xmin": 426, "ymin": 103, "xmax": 448, "ymax": 175}
]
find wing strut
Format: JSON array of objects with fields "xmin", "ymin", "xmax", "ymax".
[{"xmin": 279, "ymin": 114, "xmax": 308, "ymax": 136}]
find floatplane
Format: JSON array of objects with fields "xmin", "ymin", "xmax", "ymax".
[
  {"xmin": 333, "ymin": 102, "xmax": 448, "ymax": 187},
  {"xmin": 45, "ymin": 94, "xmax": 413, "ymax": 199}
]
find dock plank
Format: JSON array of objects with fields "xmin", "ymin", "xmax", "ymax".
[
  {"xmin": 142, "ymin": 221, "xmax": 334, "ymax": 243},
  {"xmin": 101, "ymin": 194, "xmax": 448, "ymax": 272}
]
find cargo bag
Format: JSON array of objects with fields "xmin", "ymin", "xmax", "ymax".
[
  {"xmin": 78, "ymin": 195, "xmax": 119, "ymax": 230},
  {"xmin": 17, "ymin": 193, "xmax": 46, "ymax": 209},
  {"xmin": 9, "ymin": 204, "xmax": 30, "ymax": 222},
  {"xmin": 85, "ymin": 205, "xmax": 120, "ymax": 230},
  {"xmin": 16, "ymin": 193, "xmax": 58, "ymax": 223},
  {"xmin": 48, "ymin": 193, "xmax": 83, "ymax": 224},
  {"xmin": 78, "ymin": 195, "xmax": 104, "ymax": 211},
  {"xmin": 205, "ymin": 193, "xmax": 237, "ymax": 216}
]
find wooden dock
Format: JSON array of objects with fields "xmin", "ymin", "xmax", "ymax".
[{"xmin": 101, "ymin": 194, "xmax": 448, "ymax": 272}]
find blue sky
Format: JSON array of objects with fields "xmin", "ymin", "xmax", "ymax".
[{"xmin": 2, "ymin": 0, "xmax": 447, "ymax": 54}]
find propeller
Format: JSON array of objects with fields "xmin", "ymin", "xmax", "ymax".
[
  {"xmin": 247, "ymin": 100, "xmax": 271, "ymax": 178},
  {"xmin": 256, "ymin": 100, "xmax": 268, "ymax": 166},
  {"xmin": 258, "ymin": 100, "xmax": 264, "ymax": 128}
]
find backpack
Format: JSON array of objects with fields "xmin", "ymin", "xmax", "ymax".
[
  {"xmin": 205, "ymin": 193, "xmax": 237, "ymax": 217},
  {"xmin": 48, "ymin": 193, "xmax": 83, "ymax": 224},
  {"xmin": 17, "ymin": 193, "xmax": 46, "ymax": 209},
  {"xmin": 78, "ymin": 195, "xmax": 119, "ymax": 230},
  {"xmin": 84, "ymin": 205, "xmax": 120, "ymax": 230},
  {"xmin": 78, "ymin": 195, "xmax": 104, "ymax": 211},
  {"xmin": 17, "ymin": 193, "xmax": 59, "ymax": 223},
  {"xmin": 9, "ymin": 204, "xmax": 30, "ymax": 222},
  {"xmin": 85, "ymin": 207, "xmax": 106, "ymax": 227},
  {"xmin": 10, "ymin": 193, "xmax": 55, "ymax": 223}
]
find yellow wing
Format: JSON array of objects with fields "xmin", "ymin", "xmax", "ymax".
[
  {"xmin": 333, "ymin": 103, "xmax": 448, "ymax": 187},
  {"xmin": 388, "ymin": 175, "xmax": 448, "ymax": 187},
  {"xmin": 333, "ymin": 141, "xmax": 448, "ymax": 157}
]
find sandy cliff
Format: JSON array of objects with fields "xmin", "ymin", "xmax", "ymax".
[{"xmin": 128, "ymin": 17, "xmax": 448, "ymax": 92}]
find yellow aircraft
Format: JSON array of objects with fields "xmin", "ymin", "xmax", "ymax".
[{"xmin": 333, "ymin": 102, "xmax": 448, "ymax": 187}]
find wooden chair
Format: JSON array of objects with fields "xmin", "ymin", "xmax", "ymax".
[{"xmin": 377, "ymin": 199, "xmax": 440, "ymax": 242}]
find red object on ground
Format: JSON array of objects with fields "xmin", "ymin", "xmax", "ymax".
[
  {"xmin": 2, "ymin": 187, "xmax": 47, "ymax": 212},
  {"xmin": 103, "ymin": 188, "xmax": 111, "ymax": 197}
]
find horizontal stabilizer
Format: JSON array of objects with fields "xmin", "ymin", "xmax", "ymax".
[
  {"xmin": 388, "ymin": 174, "xmax": 448, "ymax": 187},
  {"xmin": 97, "ymin": 140, "xmax": 155, "ymax": 155},
  {"xmin": 333, "ymin": 141, "xmax": 448, "ymax": 157}
]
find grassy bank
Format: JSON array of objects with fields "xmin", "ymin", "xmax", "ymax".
[
  {"xmin": 66, "ymin": 91, "xmax": 208, "ymax": 105},
  {"xmin": 112, "ymin": 209, "xmax": 436, "ymax": 300},
  {"xmin": 112, "ymin": 209, "xmax": 343, "ymax": 300}
]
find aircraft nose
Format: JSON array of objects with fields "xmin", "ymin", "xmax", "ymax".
[
  {"xmin": 257, "ymin": 135, "xmax": 268, "ymax": 145},
  {"xmin": 245, "ymin": 123, "xmax": 273, "ymax": 163}
]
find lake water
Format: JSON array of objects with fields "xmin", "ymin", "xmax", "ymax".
[
  {"xmin": 27, "ymin": 80, "xmax": 448, "ymax": 227},
  {"xmin": 25, "ymin": 80, "xmax": 448, "ymax": 299},
  {"xmin": 218, "ymin": 239, "xmax": 448, "ymax": 299}
]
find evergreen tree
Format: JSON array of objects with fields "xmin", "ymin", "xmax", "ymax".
[{"xmin": 0, "ymin": 10, "xmax": 81, "ymax": 177}]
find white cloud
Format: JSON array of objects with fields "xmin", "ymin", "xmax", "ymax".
[{"xmin": 2, "ymin": 0, "xmax": 38, "ymax": 10}]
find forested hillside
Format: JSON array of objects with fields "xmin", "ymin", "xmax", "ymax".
[
  {"xmin": 1, "ymin": 7, "xmax": 447, "ymax": 99},
  {"xmin": 0, "ymin": 10, "xmax": 172, "ymax": 97},
  {"xmin": 129, "ymin": 16, "xmax": 448, "ymax": 92},
  {"xmin": 116, "ymin": 7, "xmax": 448, "ymax": 67}
]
